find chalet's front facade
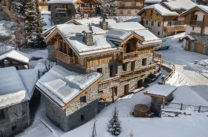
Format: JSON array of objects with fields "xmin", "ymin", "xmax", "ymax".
[
  {"xmin": 181, "ymin": 5, "xmax": 208, "ymax": 55},
  {"xmin": 0, "ymin": 67, "xmax": 38, "ymax": 137},
  {"xmin": 138, "ymin": 0, "xmax": 196, "ymax": 37},
  {"xmin": 47, "ymin": 0, "xmax": 100, "ymax": 24},
  {"xmin": 36, "ymin": 18, "xmax": 162, "ymax": 131},
  {"xmin": 115, "ymin": 0, "xmax": 144, "ymax": 16}
]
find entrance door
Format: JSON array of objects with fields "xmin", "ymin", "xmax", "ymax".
[
  {"xmin": 187, "ymin": 40, "xmax": 191, "ymax": 51},
  {"xmin": 137, "ymin": 80, "xmax": 143, "ymax": 88},
  {"xmin": 124, "ymin": 84, "xmax": 129, "ymax": 95},
  {"xmin": 112, "ymin": 87, "xmax": 118, "ymax": 102}
]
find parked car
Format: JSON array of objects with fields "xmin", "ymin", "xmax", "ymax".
[{"xmin": 155, "ymin": 44, "xmax": 169, "ymax": 51}]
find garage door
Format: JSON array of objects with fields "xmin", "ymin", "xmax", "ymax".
[{"xmin": 195, "ymin": 44, "xmax": 204, "ymax": 54}]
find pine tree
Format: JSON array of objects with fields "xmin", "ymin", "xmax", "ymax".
[
  {"xmin": 99, "ymin": 0, "xmax": 117, "ymax": 17},
  {"xmin": 108, "ymin": 107, "xmax": 121, "ymax": 136},
  {"xmin": 16, "ymin": 0, "xmax": 43, "ymax": 47}
]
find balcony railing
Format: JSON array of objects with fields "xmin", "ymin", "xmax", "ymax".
[
  {"xmin": 98, "ymin": 76, "xmax": 120, "ymax": 90},
  {"xmin": 120, "ymin": 64, "xmax": 157, "ymax": 82},
  {"xmin": 190, "ymin": 20, "xmax": 203, "ymax": 26},
  {"xmin": 79, "ymin": 7, "xmax": 94, "ymax": 11},
  {"xmin": 167, "ymin": 21, "xmax": 184, "ymax": 26}
]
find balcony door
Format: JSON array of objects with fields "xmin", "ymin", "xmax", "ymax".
[{"xmin": 124, "ymin": 84, "xmax": 129, "ymax": 95}]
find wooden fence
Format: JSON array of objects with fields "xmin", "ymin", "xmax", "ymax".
[{"xmin": 163, "ymin": 102, "xmax": 208, "ymax": 113}]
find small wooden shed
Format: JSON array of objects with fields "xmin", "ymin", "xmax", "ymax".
[
  {"xmin": 144, "ymin": 84, "xmax": 177, "ymax": 116},
  {"xmin": 0, "ymin": 50, "xmax": 30, "ymax": 69}
]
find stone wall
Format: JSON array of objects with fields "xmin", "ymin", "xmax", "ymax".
[
  {"xmin": 0, "ymin": 102, "xmax": 30, "ymax": 137},
  {"xmin": 45, "ymin": 84, "xmax": 99, "ymax": 131}
]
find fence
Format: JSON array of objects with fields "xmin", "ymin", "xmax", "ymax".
[
  {"xmin": 163, "ymin": 102, "xmax": 208, "ymax": 113},
  {"xmin": 161, "ymin": 59, "xmax": 176, "ymax": 82}
]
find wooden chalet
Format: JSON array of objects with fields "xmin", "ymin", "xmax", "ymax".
[
  {"xmin": 138, "ymin": 0, "xmax": 196, "ymax": 37},
  {"xmin": 47, "ymin": 0, "xmax": 100, "ymax": 24},
  {"xmin": 115, "ymin": 0, "xmax": 144, "ymax": 16},
  {"xmin": 36, "ymin": 18, "xmax": 162, "ymax": 131},
  {"xmin": 181, "ymin": 5, "xmax": 208, "ymax": 55}
]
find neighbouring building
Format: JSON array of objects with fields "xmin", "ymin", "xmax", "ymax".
[
  {"xmin": 181, "ymin": 5, "xmax": 208, "ymax": 55},
  {"xmin": 38, "ymin": 0, "xmax": 48, "ymax": 11},
  {"xmin": 36, "ymin": 18, "xmax": 162, "ymax": 131},
  {"xmin": 0, "ymin": 50, "xmax": 30, "ymax": 69},
  {"xmin": 115, "ymin": 0, "xmax": 144, "ymax": 16},
  {"xmin": 197, "ymin": 0, "xmax": 208, "ymax": 5},
  {"xmin": 47, "ymin": 0, "xmax": 100, "ymax": 24},
  {"xmin": 138, "ymin": 0, "xmax": 196, "ymax": 37},
  {"xmin": 0, "ymin": 67, "xmax": 38, "ymax": 137}
]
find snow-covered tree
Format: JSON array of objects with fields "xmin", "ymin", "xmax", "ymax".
[
  {"xmin": 108, "ymin": 107, "xmax": 121, "ymax": 136},
  {"xmin": 16, "ymin": 0, "xmax": 43, "ymax": 47},
  {"xmin": 99, "ymin": 0, "xmax": 117, "ymax": 17}
]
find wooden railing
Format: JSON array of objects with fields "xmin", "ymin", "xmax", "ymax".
[
  {"xmin": 79, "ymin": 7, "xmax": 94, "ymax": 11},
  {"xmin": 167, "ymin": 21, "xmax": 184, "ymax": 26},
  {"xmin": 122, "ymin": 48, "xmax": 153, "ymax": 63},
  {"xmin": 98, "ymin": 76, "xmax": 120, "ymax": 90},
  {"xmin": 55, "ymin": 50, "xmax": 77, "ymax": 64},
  {"xmin": 120, "ymin": 64, "xmax": 157, "ymax": 82},
  {"xmin": 190, "ymin": 20, "xmax": 203, "ymax": 26},
  {"xmin": 162, "ymin": 102, "xmax": 208, "ymax": 113}
]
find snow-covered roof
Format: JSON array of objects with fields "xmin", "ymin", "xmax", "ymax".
[
  {"xmin": 181, "ymin": 5, "xmax": 208, "ymax": 16},
  {"xmin": 18, "ymin": 69, "xmax": 39, "ymax": 99},
  {"xmin": 0, "ymin": 67, "xmax": 38, "ymax": 109},
  {"xmin": 144, "ymin": 84, "xmax": 177, "ymax": 97},
  {"xmin": 47, "ymin": 0, "xmax": 77, "ymax": 4},
  {"xmin": 163, "ymin": 0, "xmax": 196, "ymax": 11},
  {"xmin": 36, "ymin": 65, "xmax": 102, "ymax": 108},
  {"xmin": 145, "ymin": 0, "xmax": 162, "ymax": 4},
  {"xmin": 0, "ymin": 50, "xmax": 30, "ymax": 64},
  {"xmin": 139, "ymin": 4, "xmax": 179, "ymax": 16}
]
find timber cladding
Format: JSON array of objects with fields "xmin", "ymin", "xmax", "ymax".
[{"xmin": 195, "ymin": 43, "xmax": 204, "ymax": 54}]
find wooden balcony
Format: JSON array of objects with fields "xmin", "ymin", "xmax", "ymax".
[
  {"xmin": 79, "ymin": 7, "xmax": 94, "ymax": 12},
  {"xmin": 120, "ymin": 64, "xmax": 157, "ymax": 82},
  {"xmin": 165, "ymin": 25, "xmax": 186, "ymax": 32},
  {"xmin": 55, "ymin": 50, "xmax": 77, "ymax": 64},
  {"xmin": 98, "ymin": 76, "xmax": 120, "ymax": 90},
  {"xmin": 190, "ymin": 20, "xmax": 203, "ymax": 26},
  {"xmin": 122, "ymin": 48, "xmax": 153, "ymax": 63}
]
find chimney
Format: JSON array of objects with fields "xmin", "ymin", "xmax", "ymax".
[
  {"xmin": 100, "ymin": 18, "xmax": 108, "ymax": 30},
  {"xmin": 82, "ymin": 31, "xmax": 93, "ymax": 46}
]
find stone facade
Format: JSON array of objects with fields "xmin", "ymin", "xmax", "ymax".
[
  {"xmin": 0, "ymin": 102, "xmax": 30, "ymax": 137},
  {"xmin": 45, "ymin": 84, "xmax": 99, "ymax": 131}
]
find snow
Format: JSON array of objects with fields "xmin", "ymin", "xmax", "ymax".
[
  {"xmin": 145, "ymin": 0, "xmax": 162, "ymax": 4},
  {"xmin": 0, "ymin": 67, "xmax": 29, "ymax": 109},
  {"xmin": 0, "ymin": 50, "xmax": 30, "ymax": 64},
  {"xmin": 139, "ymin": 4, "xmax": 179, "ymax": 16},
  {"xmin": 145, "ymin": 84, "xmax": 177, "ymax": 97},
  {"xmin": 18, "ymin": 69, "xmax": 39, "ymax": 99},
  {"xmin": 163, "ymin": 0, "xmax": 196, "ymax": 11},
  {"xmin": 109, "ymin": 22, "xmax": 145, "ymax": 31},
  {"xmin": 47, "ymin": 0, "xmax": 77, "ymax": 4},
  {"xmin": 41, "ymin": 11, "xmax": 54, "ymax": 31},
  {"xmin": 36, "ymin": 65, "xmax": 102, "ymax": 106}
]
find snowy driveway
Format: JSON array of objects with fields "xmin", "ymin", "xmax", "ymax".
[{"xmin": 158, "ymin": 33, "xmax": 208, "ymax": 101}]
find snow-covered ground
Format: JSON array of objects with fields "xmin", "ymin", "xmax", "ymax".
[
  {"xmin": 16, "ymin": 33, "xmax": 208, "ymax": 137},
  {"xmin": 41, "ymin": 11, "xmax": 54, "ymax": 31}
]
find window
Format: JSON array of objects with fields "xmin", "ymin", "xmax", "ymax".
[
  {"xmin": 68, "ymin": 48, "xmax": 73, "ymax": 56},
  {"xmin": 192, "ymin": 15, "xmax": 197, "ymax": 21},
  {"xmin": 168, "ymin": 21, "xmax": 172, "ymax": 26},
  {"xmin": 81, "ymin": 115, "xmax": 84, "ymax": 121},
  {"xmin": 80, "ymin": 96, "xmax": 86, "ymax": 103},
  {"xmin": 112, "ymin": 87, "xmax": 118, "ymax": 96},
  {"xmin": 110, "ymin": 65, "xmax": 117, "ymax": 77},
  {"xmin": 158, "ymin": 21, "xmax": 161, "ymax": 27},
  {"xmin": 98, "ymin": 90, "xmax": 103, "ymax": 94},
  {"xmin": 146, "ymin": 20, "xmax": 148, "ymax": 25},
  {"xmin": 142, "ymin": 58, "xmax": 147, "ymax": 66},
  {"xmin": 59, "ymin": 41, "xmax": 63, "ymax": 52},
  {"xmin": 97, "ymin": 68, "xmax": 102, "ymax": 73},
  {"xmin": 150, "ymin": 10, "xmax": 153, "ymax": 16},
  {"xmin": 0, "ymin": 109, "xmax": 5, "ymax": 120},
  {"xmin": 158, "ymin": 31, "xmax": 160, "ymax": 36},
  {"xmin": 131, "ymin": 61, "xmax": 135, "ymax": 71},
  {"xmin": 192, "ymin": 26, "xmax": 194, "ymax": 30},
  {"xmin": 122, "ymin": 63, "xmax": 127, "ymax": 71},
  {"xmin": 151, "ymin": 21, "xmax": 154, "ymax": 26}
]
